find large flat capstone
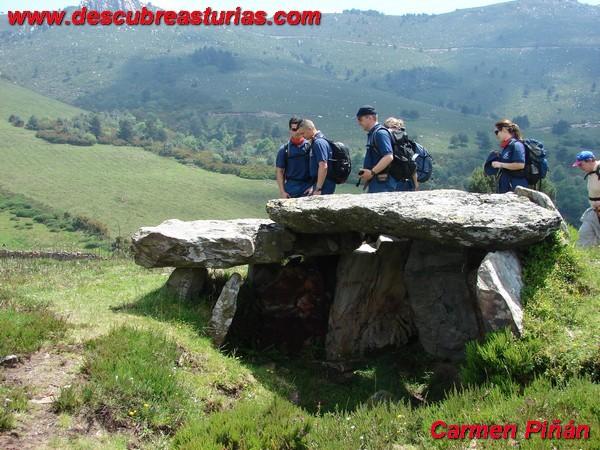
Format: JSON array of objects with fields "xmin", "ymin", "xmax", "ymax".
[
  {"xmin": 266, "ymin": 190, "xmax": 563, "ymax": 249},
  {"xmin": 131, "ymin": 218, "xmax": 360, "ymax": 268}
]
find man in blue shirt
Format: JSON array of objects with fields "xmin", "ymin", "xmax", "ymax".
[
  {"xmin": 298, "ymin": 119, "xmax": 336, "ymax": 195},
  {"xmin": 275, "ymin": 117, "xmax": 312, "ymax": 198},
  {"xmin": 356, "ymin": 105, "xmax": 403, "ymax": 193}
]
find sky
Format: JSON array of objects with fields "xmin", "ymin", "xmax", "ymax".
[{"xmin": 2, "ymin": 0, "xmax": 600, "ymax": 16}]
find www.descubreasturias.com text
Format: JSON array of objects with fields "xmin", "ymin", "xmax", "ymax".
[{"xmin": 7, "ymin": 7, "xmax": 322, "ymax": 27}]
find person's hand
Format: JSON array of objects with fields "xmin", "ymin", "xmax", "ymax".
[
  {"xmin": 303, "ymin": 186, "xmax": 313, "ymax": 196},
  {"xmin": 491, "ymin": 161, "xmax": 503, "ymax": 169},
  {"xmin": 311, "ymin": 188, "xmax": 322, "ymax": 196},
  {"xmin": 359, "ymin": 169, "xmax": 374, "ymax": 181},
  {"xmin": 280, "ymin": 191, "xmax": 290, "ymax": 199}
]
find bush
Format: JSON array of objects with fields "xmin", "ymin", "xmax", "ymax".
[
  {"xmin": 33, "ymin": 213, "xmax": 56, "ymax": 224},
  {"xmin": 14, "ymin": 208, "xmax": 36, "ymax": 218},
  {"xmin": 173, "ymin": 397, "xmax": 311, "ymax": 450},
  {"xmin": 461, "ymin": 329, "xmax": 541, "ymax": 388},
  {"xmin": 35, "ymin": 129, "xmax": 96, "ymax": 146}
]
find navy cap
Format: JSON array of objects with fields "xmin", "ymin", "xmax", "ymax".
[
  {"xmin": 572, "ymin": 150, "xmax": 596, "ymax": 167},
  {"xmin": 356, "ymin": 105, "xmax": 377, "ymax": 118}
]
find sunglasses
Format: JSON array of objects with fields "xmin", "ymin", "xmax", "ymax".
[{"xmin": 494, "ymin": 129, "xmax": 501, "ymax": 135}]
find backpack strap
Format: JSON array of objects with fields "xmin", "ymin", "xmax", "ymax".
[{"xmin": 584, "ymin": 166, "xmax": 600, "ymax": 181}]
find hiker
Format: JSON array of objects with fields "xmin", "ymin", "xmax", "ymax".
[
  {"xmin": 275, "ymin": 117, "xmax": 312, "ymax": 198},
  {"xmin": 572, "ymin": 150, "xmax": 600, "ymax": 247},
  {"xmin": 297, "ymin": 119, "xmax": 336, "ymax": 195},
  {"xmin": 489, "ymin": 119, "xmax": 528, "ymax": 193},
  {"xmin": 356, "ymin": 105, "xmax": 405, "ymax": 193},
  {"xmin": 383, "ymin": 117, "xmax": 419, "ymax": 191}
]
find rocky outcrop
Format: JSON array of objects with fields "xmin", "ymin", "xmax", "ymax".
[
  {"xmin": 207, "ymin": 273, "xmax": 243, "ymax": 346},
  {"xmin": 267, "ymin": 190, "xmax": 562, "ymax": 249},
  {"xmin": 131, "ymin": 219, "xmax": 360, "ymax": 269},
  {"xmin": 476, "ymin": 251, "xmax": 524, "ymax": 336}
]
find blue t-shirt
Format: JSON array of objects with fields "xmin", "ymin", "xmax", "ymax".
[
  {"xmin": 499, "ymin": 139, "xmax": 526, "ymax": 165},
  {"xmin": 275, "ymin": 140, "xmax": 311, "ymax": 181},
  {"xmin": 309, "ymin": 131, "xmax": 331, "ymax": 178},
  {"xmin": 364, "ymin": 124, "xmax": 393, "ymax": 170},
  {"xmin": 497, "ymin": 138, "xmax": 528, "ymax": 193}
]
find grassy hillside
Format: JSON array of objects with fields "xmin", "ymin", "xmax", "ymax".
[{"xmin": 0, "ymin": 79, "xmax": 277, "ymax": 238}]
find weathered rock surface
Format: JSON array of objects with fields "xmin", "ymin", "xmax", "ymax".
[
  {"xmin": 325, "ymin": 238, "xmax": 415, "ymax": 361},
  {"xmin": 476, "ymin": 251, "xmax": 524, "ymax": 336},
  {"xmin": 514, "ymin": 186, "xmax": 569, "ymax": 234},
  {"xmin": 266, "ymin": 190, "xmax": 563, "ymax": 249},
  {"xmin": 404, "ymin": 241, "xmax": 483, "ymax": 359},
  {"xmin": 207, "ymin": 273, "xmax": 243, "ymax": 346},
  {"xmin": 165, "ymin": 268, "xmax": 208, "ymax": 301},
  {"xmin": 132, "ymin": 219, "xmax": 360, "ymax": 268}
]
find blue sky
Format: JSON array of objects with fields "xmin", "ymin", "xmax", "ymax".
[{"xmin": 2, "ymin": 0, "xmax": 600, "ymax": 15}]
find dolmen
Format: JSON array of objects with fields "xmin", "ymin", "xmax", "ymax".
[{"xmin": 131, "ymin": 188, "xmax": 564, "ymax": 361}]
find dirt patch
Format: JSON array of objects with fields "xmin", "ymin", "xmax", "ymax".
[{"xmin": 0, "ymin": 345, "xmax": 107, "ymax": 449}]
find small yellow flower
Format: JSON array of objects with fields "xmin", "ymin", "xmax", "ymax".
[{"xmin": 144, "ymin": 403, "xmax": 150, "ymax": 408}]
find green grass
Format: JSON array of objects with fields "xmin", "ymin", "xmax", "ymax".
[
  {"xmin": 0, "ymin": 285, "xmax": 67, "ymax": 358},
  {"xmin": 0, "ymin": 385, "xmax": 28, "ymax": 432},
  {"xmin": 76, "ymin": 326, "xmax": 190, "ymax": 434}
]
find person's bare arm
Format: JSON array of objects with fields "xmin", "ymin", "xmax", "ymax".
[
  {"xmin": 412, "ymin": 171, "xmax": 419, "ymax": 191},
  {"xmin": 276, "ymin": 168, "xmax": 289, "ymax": 198},
  {"xmin": 360, "ymin": 154, "xmax": 394, "ymax": 181},
  {"xmin": 313, "ymin": 161, "xmax": 328, "ymax": 195},
  {"xmin": 492, "ymin": 161, "xmax": 525, "ymax": 171}
]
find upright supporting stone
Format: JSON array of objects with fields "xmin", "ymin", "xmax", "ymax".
[
  {"xmin": 405, "ymin": 241, "xmax": 482, "ymax": 359},
  {"xmin": 325, "ymin": 239, "xmax": 415, "ymax": 361},
  {"xmin": 208, "ymin": 273, "xmax": 243, "ymax": 347},
  {"xmin": 166, "ymin": 268, "xmax": 208, "ymax": 301},
  {"xmin": 476, "ymin": 251, "xmax": 524, "ymax": 336}
]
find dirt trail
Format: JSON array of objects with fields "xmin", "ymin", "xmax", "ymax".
[{"xmin": 0, "ymin": 346, "xmax": 91, "ymax": 450}]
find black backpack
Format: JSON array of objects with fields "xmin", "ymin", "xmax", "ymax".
[
  {"xmin": 372, "ymin": 126, "xmax": 418, "ymax": 181},
  {"xmin": 321, "ymin": 138, "xmax": 352, "ymax": 184},
  {"xmin": 522, "ymin": 138, "xmax": 549, "ymax": 186}
]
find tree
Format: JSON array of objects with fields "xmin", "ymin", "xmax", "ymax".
[
  {"xmin": 552, "ymin": 120, "xmax": 570, "ymax": 136},
  {"xmin": 475, "ymin": 131, "xmax": 492, "ymax": 150},
  {"xmin": 467, "ymin": 168, "xmax": 496, "ymax": 194},
  {"xmin": 26, "ymin": 115, "xmax": 39, "ymax": 130},
  {"xmin": 117, "ymin": 119, "xmax": 134, "ymax": 142},
  {"xmin": 271, "ymin": 125, "xmax": 282, "ymax": 139},
  {"xmin": 89, "ymin": 115, "xmax": 102, "ymax": 138}
]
